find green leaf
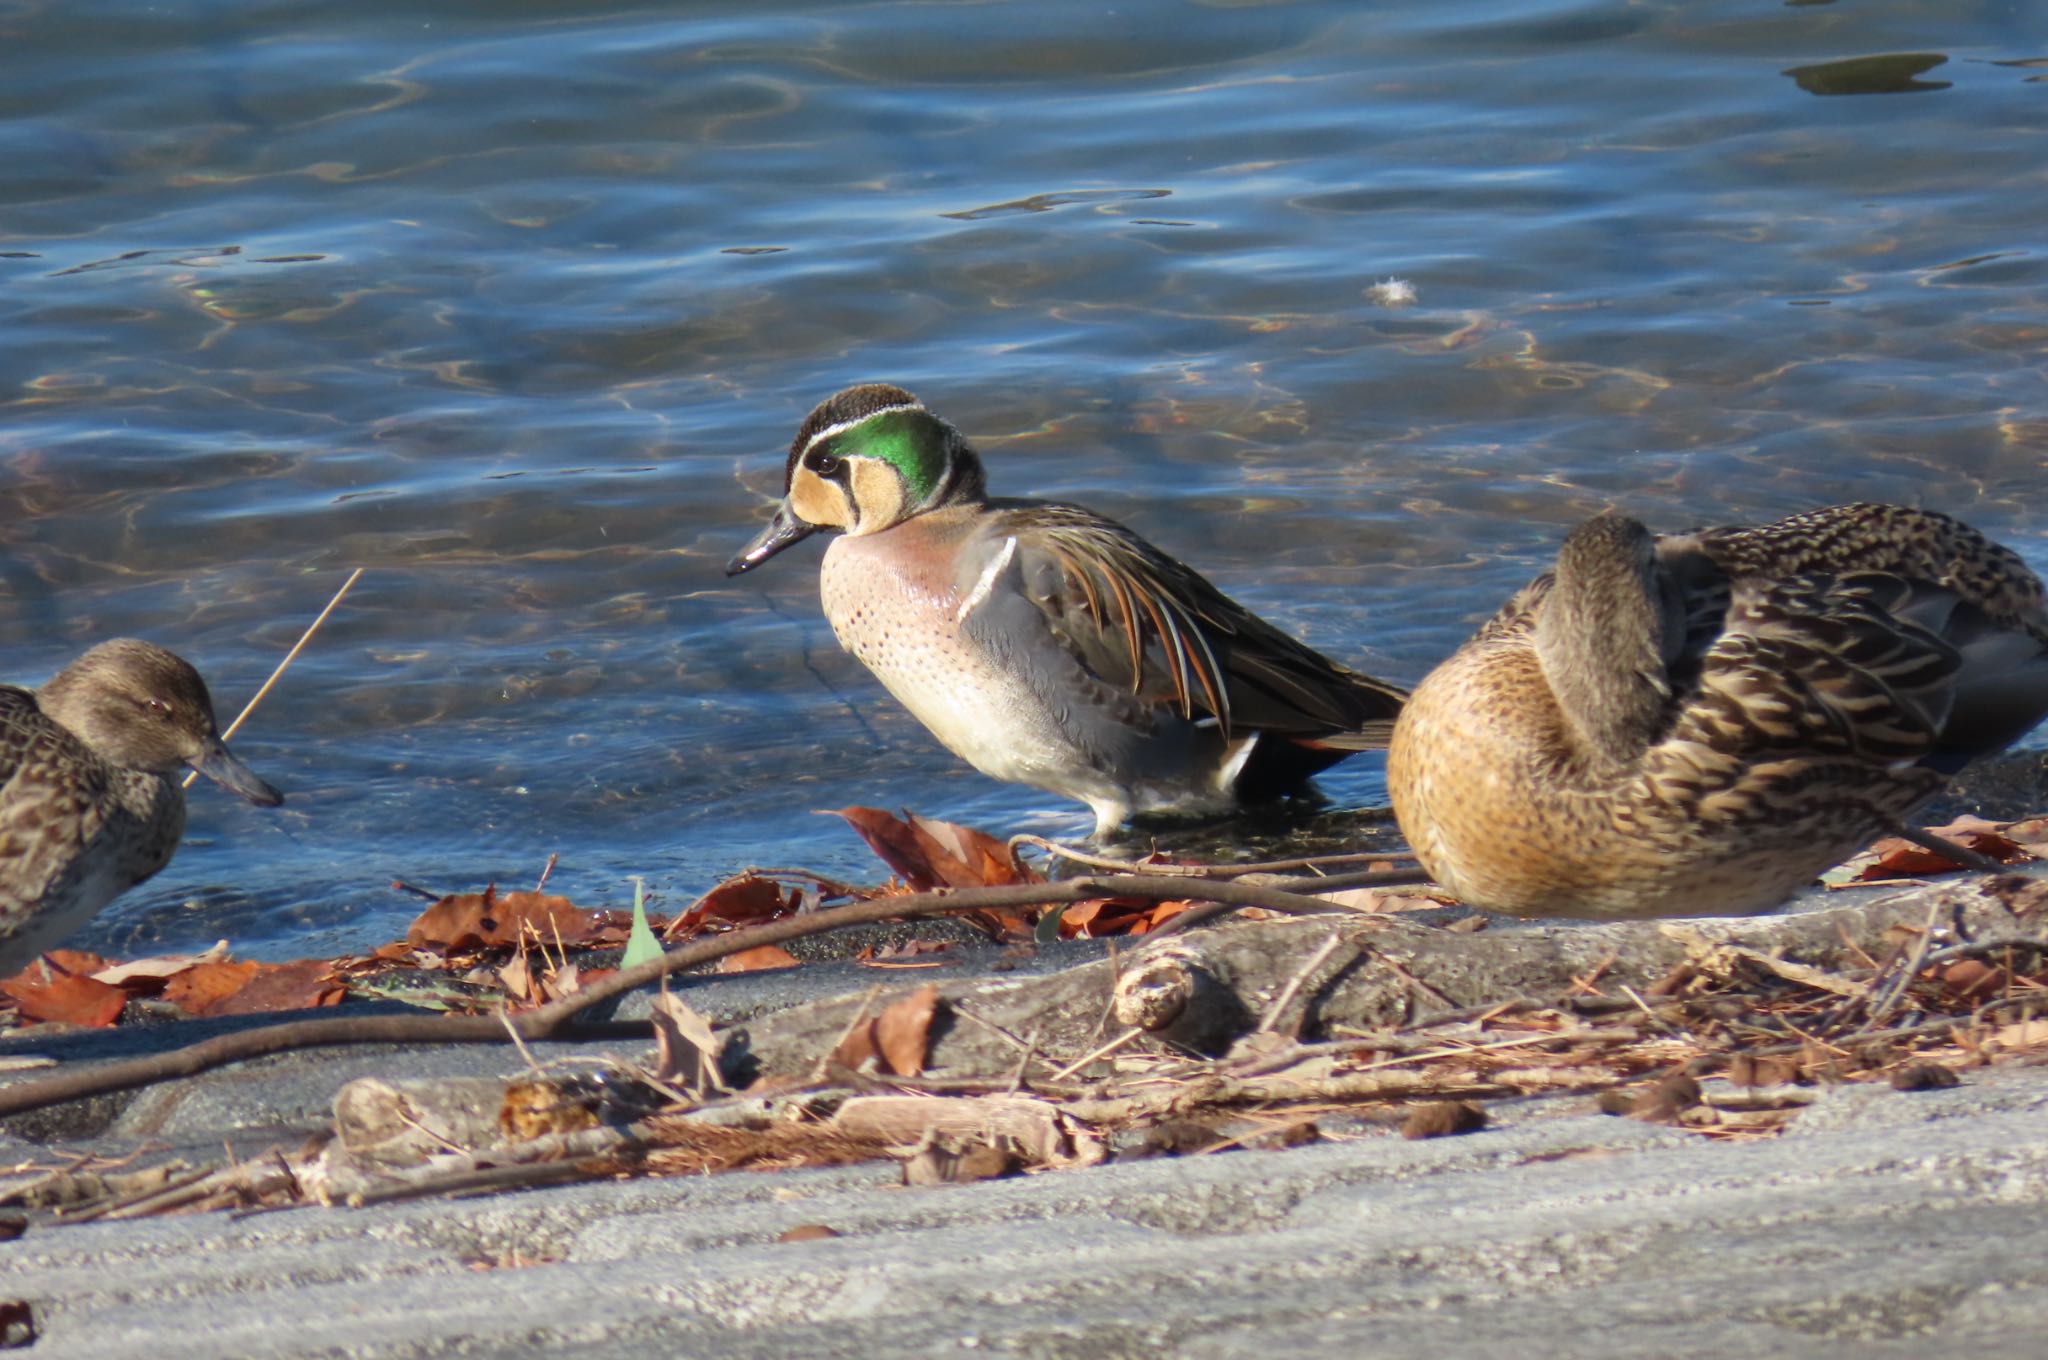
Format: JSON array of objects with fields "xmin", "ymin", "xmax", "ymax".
[
  {"xmin": 621, "ymin": 876, "xmax": 665, "ymax": 970},
  {"xmin": 1033, "ymin": 903, "xmax": 1067, "ymax": 947}
]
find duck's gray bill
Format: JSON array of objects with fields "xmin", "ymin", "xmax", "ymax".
[
  {"xmin": 726, "ymin": 503, "xmax": 819, "ymax": 576},
  {"xmin": 191, "ymin": 738, "xmax": 285, "ymax": 807}
]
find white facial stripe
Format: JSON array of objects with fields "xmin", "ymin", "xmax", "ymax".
[
  {"xmin": 956, "ymin": 535, "xmax": 1018, "ymax": 623},
  {"xmin": 802, "ymin": 403, "xmax": 926, "ymax": 456}
]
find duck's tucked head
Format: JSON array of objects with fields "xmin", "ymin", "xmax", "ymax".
[
  {"xmin": 726, "ymin": 383, "xmax": 986, "ymax": 575},
  {"xmin": 1537, "ymin": 511, "xmax": 1681, "ymax": 762},
  {"xmin": 38, "ymin": 639, "xmax": 284, "ymax": 807}
]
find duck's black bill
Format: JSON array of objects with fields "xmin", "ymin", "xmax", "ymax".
[
  {"xmin": 191, "ymin": 738, "xmax": 285, "ymax": 807},
  {"xmin": 726, "ymin": 503, "xmax": 819, "ymax": 576}
]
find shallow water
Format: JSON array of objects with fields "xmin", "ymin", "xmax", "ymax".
[{"xmin": 1, "ymin": 0, "xmax": 2043, "ymax": 959}]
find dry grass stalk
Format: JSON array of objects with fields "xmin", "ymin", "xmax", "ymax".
[{"xmin": 182, "ymin": 567, "xmax": 364, "ymax": 790}]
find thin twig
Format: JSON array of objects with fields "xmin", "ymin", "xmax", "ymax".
[
  {"xmin": 1010, "ymin": 835, "xmax": 1420, "ymax": 878},
  {"xmin": 1850, "ymin": 901, "xmax": 1943, "ymax": 1036},
  {"xmin": 948, "ymin": 1001, "xmax": 1036, "ymax": 1056},
  {"xmin": 184, "ymin": 567, "xmax": 362, "ymax": 789},
  {"xmin": 1006, "ymin": 1029, "xmax": 1042, "ymax": 1094},
  {"xmin": 1566, "ymin": 948, "xmax": 1622, "ymax": 998},
  {"xmin": 1257, "ymin": 932, "xmax": 1351, "ymax": 1034},
  {"xmin": 498, "ymin": 1007, "xmax": 545, "ymax": 1078},
  {"xmin": 1228, "ymin": 1025, "xmax": 1638, "ymax": 1079},
  {"xmin": 1233, "ymin": 868, "xmax": 1434, "ymax": 892},
  {"xmin": 1050, "ymin": 1027, "xmax": 1145, "ymax": 1081},
  {"xmin": 1916, "ymin": 937, "xmax": 2048, "ymax": 972},
  {"xmin": 1744, "ymin": 994, "xmax": 2043, "ymax": 1059},
  {"xmin": 59, "ymin": 1165, "xmax": 219, "ymax": 1224},
  {"xmin": 1618, "ymin": 984, "xmax": 1680, "ymax": 1036}
]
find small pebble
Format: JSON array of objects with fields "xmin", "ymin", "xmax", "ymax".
[
  {"xmin": 1890, "ymin": 1062, "xmax": 1961, "ymax": 1092},
  {"xmin": 1600, "ymin": 1073, "xmax": 1702, "ymax": 1122},
  {"xmin": 777, "ymin": 1224, "xmax": 842, "ymax": 1243},
  {"xmin": 1247, "ymin": 1120, "xmax": 1321, "ymax": 1150},
  {"xmin": 1401, "ymin": 1100, "xmax": 1488, "ymax": 1140}
]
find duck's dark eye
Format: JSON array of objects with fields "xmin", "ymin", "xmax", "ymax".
[
  {"xmin": 806, "ymin": 450, "xmax": 842, "ymax": 478},
  {"xmin": 142, "ymin": 697, "xmax": 174, "ymax": 721}
]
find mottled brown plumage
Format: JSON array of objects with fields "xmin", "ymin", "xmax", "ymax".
[
  {"xmin": 1389, "ymin": 504, "xmax": 2048, "ymax": 919},
  {"xmin": 0, "ymin": 640, "xmax": 282, "ymax": 978}
]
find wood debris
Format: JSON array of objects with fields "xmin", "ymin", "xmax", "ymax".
[{"xmin": 2, "ymin": 816, "xmax": 2047, "ymax": 1224}]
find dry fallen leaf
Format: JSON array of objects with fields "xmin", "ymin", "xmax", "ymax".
[
  {"xmin": 649, "ymin": 992, "xmax": 730, "ymax": 1099},
  {"xmin": 1992, "ymin": 1019, "xmax": 2048, "ymax": 1052},
  {"xmin": 1843, "ymin": 817, "xmax": 2030, "ymax": 883},
  {"xmin": 7, "ymin": 949, "xmax": 110, "ymax": 981},
  {"xmin": 665, "ymin": 876, "xmax": 799, "ymax": 939},
  {"xmin": 833, "ymin": 984, "xmax": 942, "ymax": 1076},
  {"xmin": 832, "ymin": 807, "xmax": 948, "ymax": 891},
  {"xmin": 204, "ymin": 960, "xmax": 345, "ymax": 1017},
  {"xmin": 161, "ymin": 960, "xmax": 263, "ymax": 1016},
  {"xmin": 1058, "ymin": 896, "xmax": 1207, "ymax": 938},
  {"xmin": 831, "ymin": 807, "xmax": 1038, "ymax": 892},
  {"xmin": 164, "ymin": 960, "xmax": 344, "ymax": 1018},
  {"xmin": 875, "ymin": 984, "xmax": 941, "ymax": 1076},
  {"xmin": 406, "ymin": 886, "xmax": 600, "ymax": 951},
  {"xmin": 718, "ymin": 945, "xmax": 801, "ymax": 974},
  {"xmin": 905, "ymin": 813, "xmax": 1036, "ymax": 889},
  {"xmin": 0, "ymin": 966, "xmax": 127, "ymax": 1028},
  {"xmin": 1310, "ymin": 886, "xmax": 1443, "ymax": 913},
  {"xmin": 498, "ymin": 951, "xmax": 535, "ymax": 1004},
  {"xmin": 91, "ymin": 941, "xmax": 231, "ymax": 988}
]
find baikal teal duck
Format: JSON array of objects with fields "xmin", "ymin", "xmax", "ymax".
[
  {"xmin": 727, "ymin": 383, "xmax": 1408, "ymax": 838},
  {"xmin": 1390, "ymin": 504, "xmax": 2048, "ymax": 919},
  {"xmin": 0, "ymin": 639, "xmax": 283, "ymax": 978}
]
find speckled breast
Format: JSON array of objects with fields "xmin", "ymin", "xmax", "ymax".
[{"xmin": 817, "ymin": 521, "xmax": 1071, "ymax": 788}]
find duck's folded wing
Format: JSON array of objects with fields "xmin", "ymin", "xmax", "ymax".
[
  {"xmin": 1687, "ymin": 572, "xmax": 1961, "ymax": 766},
  {"xmin": 1830, "ymin": 571, "xmax": 2048, "ymax": 771},
  {"xmin": 1692, "ymin": 503, "xmax": 2048, "ymax": 631},
  {"xmin": 973, "ymin": 504, "xmax": 1404, "ymax": 741}
]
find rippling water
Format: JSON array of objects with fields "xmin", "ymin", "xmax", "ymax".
[{"xmin": 2, "ymin": 0, "xmax": 2043, "ymax": 959}]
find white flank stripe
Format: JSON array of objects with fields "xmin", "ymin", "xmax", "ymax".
[{"xmin": 957, "ymin": 535, "xmax": 1018, "ymax": 623}]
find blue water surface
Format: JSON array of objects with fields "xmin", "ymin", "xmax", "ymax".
[{"xmin": 0, "ymin": 0, "xmax": 2042, "ymax": 957}]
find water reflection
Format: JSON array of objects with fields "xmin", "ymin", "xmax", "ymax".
[
  {"xmin": 943, "ymin": 189, "xmax": 1174, "ymax": 221},
  {"xmin": 1783, "ymin": 53, "xmax": 1951, "ymax": 96}
]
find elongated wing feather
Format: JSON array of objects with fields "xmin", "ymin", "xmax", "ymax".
[{"xmin": 980, "ymin": 500, "xmax": 1406, "ymax": 743}]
